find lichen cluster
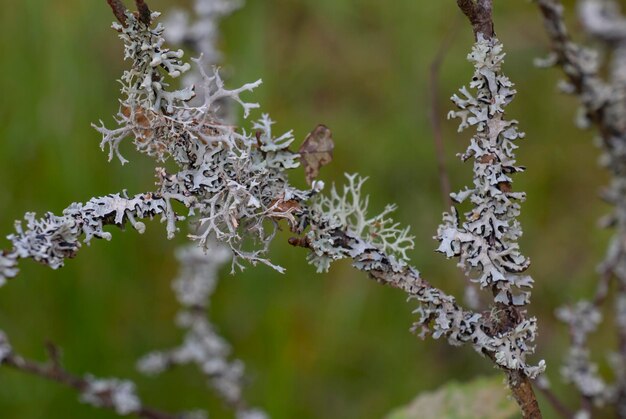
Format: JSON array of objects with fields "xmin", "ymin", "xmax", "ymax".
[
  {"xmin": 439, "ymin": 36, "xmax": 533, "ymax": 307},
  {"xmin": 92, "ymin": 11, "xmax": 310, "ymax": 272},
  {"xmin": 0, "ymin": 6, "xmax": 546, "ymax": 400}
]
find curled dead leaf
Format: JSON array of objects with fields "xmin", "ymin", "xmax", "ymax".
[{"xmin": 299, "ymin": 124, "xmax": 334, "ymax": 185}]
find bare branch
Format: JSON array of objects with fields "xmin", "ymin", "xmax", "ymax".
[
  {"xmin": 135, "ymin": 0, "xmax": 152, "ymax": 26},
  {"xmin": 456, "ymin": 0, "xmax": 495, "ymax": 39},
  {"xmin": 107, "ymin": 0, "xmax": 128, "ymax": 26},
  {"xmin": 1, "ymin": 340, "xmax": 179, "ymax": 419}
]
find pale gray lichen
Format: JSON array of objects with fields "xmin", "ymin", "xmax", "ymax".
[
  {"xmin": 164, "ymin": 0, "xmax": 243, "ymax": 102},
  {"xmin": 80, "ymin": 376, "xmax": 141, "ymax": 415},
  {"xmin": 439, "ymin": 35, "xmax": 533, "ymax": 307},
  {"xmin": 284, "ymin": 36, "xmax": 543, "ymax": 379},
  {"xmin": 536, "ymin": 0, "xmax": 626, "ymax": 408},
  {"xmin": 0, "ymin": 330, "xmax": 11, "ymax": 363},
  {"xmin": 556, "ymin": 301, "xmax": 610, "ymax": 402},
  {"xmin": 93, "ymin": 11, "xmax": 310, "ymax": 272},
  {"xmin": 306, "ymin": 174, "xmax": 414, "ymax": 273},
  {"xmin": 0, "ymin": 4, "xmax": 546, "ymax": 389},
  {"xmin": 0, "ymin": 193, "xmax": 168, "ymax": 284},
  {"xmin": 302, "ymin": 200, "xmax": 544, "ymax": 377}
]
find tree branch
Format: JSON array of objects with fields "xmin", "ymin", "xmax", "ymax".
[
  {"xmin": 134, "ymin": 0, "xmax": 152, "ymax": 26},
  {"xmin": 535, "ymin": 0, "xmax": 626, "ymax": 416},
  {"xmin": 107, "ymin": 0, "xmax": 128, "ymax": 26},
  {"xmin": 428, "ymin": 24, "xmax": 457, "ymax": 210},
  {"xmin": 457, "ymin": 0, "xmax": 495, "ymax": 39},
  {"xmin": 578, "ymin": 0, "xmax": 626, "ymax": 42},
  {"xmin": 0, "ymin": 338, "xmax": 179, "ymax": 419}
]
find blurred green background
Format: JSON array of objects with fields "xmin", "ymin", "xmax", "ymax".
[{"xmin": 0, "ymin": 0, "xmax": 612, "ymax": 417}]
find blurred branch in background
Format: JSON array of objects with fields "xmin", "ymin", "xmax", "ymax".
[
  {"xmin": 137, "ymin": 244, "xmax": 266, "ymax": 419},
  {"xmin": 0, "ymin": 333, "xmax": 185, "ymax": 419},
  {"xmin": 535, "ymin": 0, "xmax": 626, "ymax": 416},
  {"xmin": 428, "ymin": 22, "xmax": 456, "ymax": 210},
  {"xmin": 426, "ymin": 16, "xmax": 483, "ymax": 311}
]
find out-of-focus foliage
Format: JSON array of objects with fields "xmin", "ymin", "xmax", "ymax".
[
  {"xmin": 385, "ymin": 376, "xmax": 517, "ymax": 419},
  {"xmin": 0, "ymin": 0, "xmax": 605, "ymax": 418}
]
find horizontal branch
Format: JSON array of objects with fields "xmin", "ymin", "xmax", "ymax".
[
  {"xmin": 0, "ymin": 335, "xmax": 182, "ymax": 419},
  {"xmin": 0, "ymin": 191, "xmax": 184, "ymax": 286}
]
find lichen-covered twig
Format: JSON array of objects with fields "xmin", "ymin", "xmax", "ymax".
[
  {"xmin": 457, "ymin": 0, "xmax": 495, "ymax": 40},
  {"xmin": 0, "ymin": 192, "xmax": 169, "ymax": 287},
  {"xmin": 0, "ymin": 333, "xmax": 189, "ymax": 419},
  {"xmin": 135, "ymin": 3, "xmax": 265, "ymax": 419},
  {"xmin": 0, "ymin": 2, "xmax": 545, "ymax": 417}
]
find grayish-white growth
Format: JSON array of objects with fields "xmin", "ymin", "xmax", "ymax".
[
  {"xmin": 137, "ymin": 243, "xmax": 266, "ymax": 419},
  {"xmin": 0, "ymin": 193, "xmax": 168, "ymax": 286},
  {"xmin": 440, "ymin": 35, "xmax": 532, "ymax": 307},
  {"xmin": 164, "ymin": 0, "xmax": 243, "ymax": 102},
  {"xmin": 0, "ymin": 7, "xmax": 544, "ymax": 381},
  {"xmin": 299, "ymin": 36, "xmax": 545, "ymax": 376},
  {"xmin": 0, "ymin": 7, "xmax": 548, "ymax": 419},
  {"xmin": 306, "ymin": 173, "xmax": 415, "ymax": 273},
  {"xmin": 0, "ymin": 331, "xmax": 11, "ymax": 363},
  {"xmin": 80, "ymin": 376, "xmax": 142, "ymax": 415},
  {"xmin": 164, "ymin": 0, "xmax": 242, "ymax": 67},
  {"xmin": 0, "ymin": 330, "xmax": 201, "ymax": 418},
  {"xmin": 556, "ymin": 302, "xmax": 611, "ymax": 403},
  {"xmin": 92, "ymin": 10, "xmax": 309, "ymax": 273}
]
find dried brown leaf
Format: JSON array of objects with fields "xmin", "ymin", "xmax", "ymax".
[{"xmin": 299, "ymin": 124, "xmax": 334, "ymax": 185}]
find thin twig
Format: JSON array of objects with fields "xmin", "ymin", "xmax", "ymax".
[
  {"xmin": 534, "ymin": 384, "xmax": 575, "ymax": 419},
  {"xmin": 457, "ymin": 0, "xmax": 495, "ymax": 39},
  {"xmin": 1, "ymin": 343, "xmax": 178, "ymax": 419},
  {"xmin": 135, "ymin": 0, "xmax": 152, "ymax": 26},
  {"xmin": 428, "ymin": 22, "xmax": 459, "ymax": 209},
  {"xmin": 107, "ymin": 0, "xmax": 128, "ymax": 26}
]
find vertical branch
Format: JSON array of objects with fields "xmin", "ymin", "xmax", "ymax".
[
  {"xmin": 107, "ymin": 0, "xmax": 128, "ymax": 26},
  {"xmin": 449, "ymin": 1, "xmax": 543, "ymax": 417},
  {"xmin": 135, "ymin": 0, "xmax": 152, "ymax": 25},
  {"xmin": 457, "ymin": 0, "xmax": 495, "ymax": 39},
  {"xmin": 428, "ymin": 26, "xmax": 457, "ymax": 209}
]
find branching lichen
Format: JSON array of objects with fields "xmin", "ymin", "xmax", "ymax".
[
  {"xmin": 439, "ymin": 36, "xmax": 532, "ymax": 306},
  {"xmin": 536, "ymin": 0, "xmax": 626, "ymax": 415},
  {"xmin": 0, "ymin": 3, "xmax": 548, "ymax": 417},
  {"xmin": 306, "ymin": 173, "xmax": 414, "ymax": 273}
]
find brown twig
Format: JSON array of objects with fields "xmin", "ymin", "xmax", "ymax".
[
  {"xmin": 457, "ymin": 0, "xmax": 495, "ymax": 39},
  {"xmin": 1, "ymin": 343, "xmax": 179, "ymax": 419},
  {"xmin": 106, "ymin": 0, "xmax": 152, "ymax": 27},
  {"xmin": 107, "ymin": 0, "xmax": 128, "ymax": 26},
  {"xmin": 534, "ymin": 383, "xmax": 575, "ymax": 419},
  {"xmin": 428, "ymin": 22, "xmax": 460, "ymax": 209},
  {"xmin": 135, "ymin": 0, "xmax": 152, "ymax": 26}
]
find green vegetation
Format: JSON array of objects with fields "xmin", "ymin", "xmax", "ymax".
[{"xmin": 0, "ymin": 0, "xmax": 599, "ymax": 417}]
